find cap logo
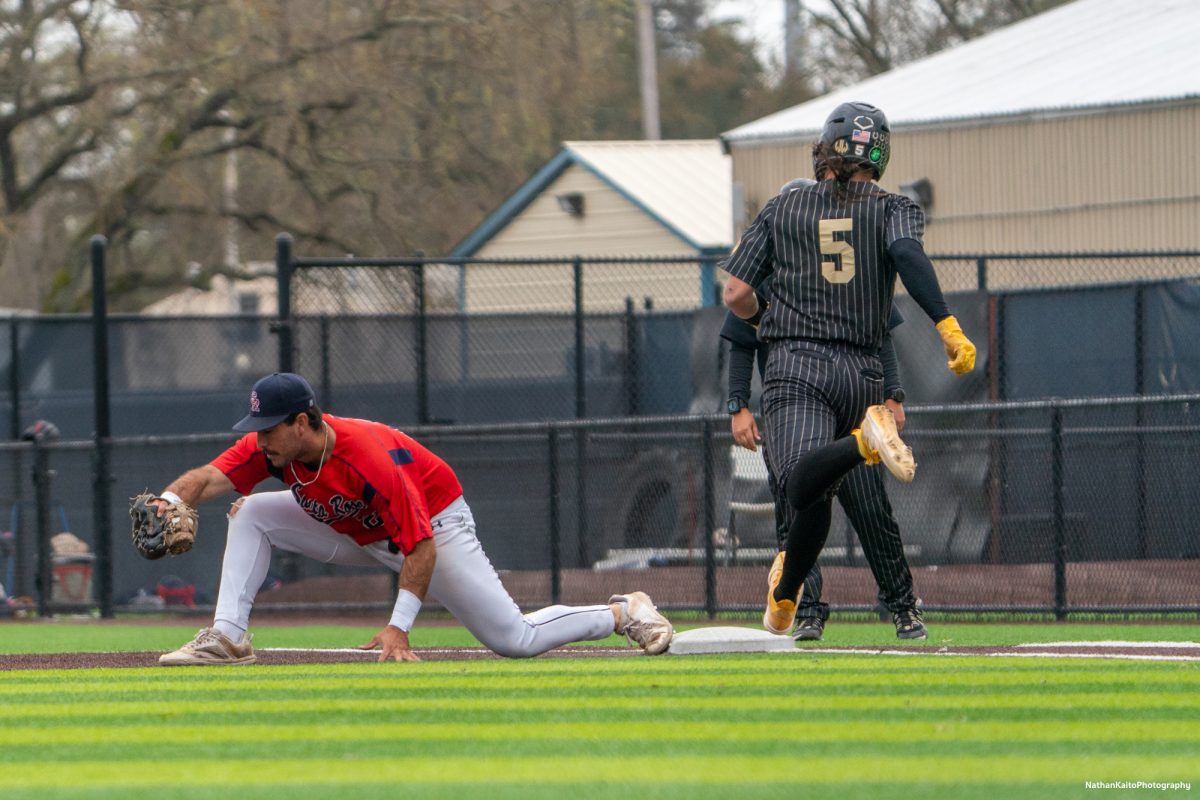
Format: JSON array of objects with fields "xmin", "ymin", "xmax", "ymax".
[
  {"xmin": 250, "ymin": 390, "xmax": 261, "ymax": 413},
  {"xmin": 833, "ymin": 139, "xmax": 849, "ymax": 155},
  {"xmin": 853, "ymin": 115, "xmax": 874, "ymax": 130}
]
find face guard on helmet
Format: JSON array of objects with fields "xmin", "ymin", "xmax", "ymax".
[{"xmin": 812, "ymin": 101, "xmax": 891, "ymax": 180}]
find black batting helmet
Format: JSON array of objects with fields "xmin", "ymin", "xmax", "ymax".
[{"xmin": 813, "ymin": 101, "xmax": 891, "ymax": 180}]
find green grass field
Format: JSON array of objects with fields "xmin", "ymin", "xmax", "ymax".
[{"xmin": 1, "ymin": 620, "xmax": 1197, "ymax": 799}]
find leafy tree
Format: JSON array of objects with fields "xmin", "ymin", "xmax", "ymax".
[{"xmin": 2, "ymin": 0, "xmax": 1066, "ymax": 312}]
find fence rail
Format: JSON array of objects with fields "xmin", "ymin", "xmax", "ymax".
[
  {"xmin": 2, "ymin": 240, "xmax": 1199, "ymax": 621},
  {"xmin": 2, "ymin": 396, "xmax": 1198, "ymax": 621}
]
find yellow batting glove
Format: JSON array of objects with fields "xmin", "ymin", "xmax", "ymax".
[{"xmin": 935, "ymin": 315, "xmax": 976, "ymax": 375}]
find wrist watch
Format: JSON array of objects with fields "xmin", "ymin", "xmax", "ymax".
[
  {"xmin": 727, "ymin": 398, "xmax": 748, "ymax": 415},
  {"xmin": 886, "ymin": 388, "xmax": 906, "ymax": 404}
]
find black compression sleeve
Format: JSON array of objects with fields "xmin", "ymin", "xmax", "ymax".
[
  {"xmin": 880, "ymin": 330, "xmax": 901, "ymax": 395},
  {"xmin": 727, "ymin": 342, "xmax": 755, "ymax": 403},
  {"xmin": 889, "ymin": 238, "xmax": 950, "ymax": 322}
]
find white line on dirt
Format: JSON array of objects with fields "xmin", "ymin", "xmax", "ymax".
[
  {"xmin": 799, "ymin": 647, "xmax": 1200, "ymax": 662},
  {"xmin": 259, "ymin": 644, "xmax": 1200, "ymax": 662},
  {"xmin": 1013, "ymin": 641, "xmax": 1200, "ymax": 649}
]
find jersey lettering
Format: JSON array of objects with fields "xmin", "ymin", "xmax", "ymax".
[
  {"xmin": 720, "ymin": 180, "xmax": 924, "ymax": 350},
  {"xmin": 818, "ymin": 218, "xmax": 856, "ymax": 284},
  {"xmin": 290, "ymin": 488, "xmax": 381, "ymax": 529}
]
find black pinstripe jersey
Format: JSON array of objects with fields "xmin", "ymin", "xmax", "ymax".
[{"xmin": 723, "ymin": 180, "xmax": 924, "ymax": 351}]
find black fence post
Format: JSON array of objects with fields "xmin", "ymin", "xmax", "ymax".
[
  {"xmin": 575, "ymin": 429, "xmax": 589, "ymax": 567},
  {"xmin": 1051, "ymin": 404, "xmax": 1067, "ymax": 621},
  {"xmin": 548, "ymin": 426, "xmax": 561, "ymax": 605},
  {"xmin": 23, "ymin": 421, "xmax": 58, "ymax": 617},
  {"xmin": 8, "ymin": 316, "xmax": 18, "ymax": 441},
  {"xmin": 274, "ymin": 233, "xmax": 295, "ymax": 373},
  {"xmin": 702, "ymin": 417, "xmax": 717, "ymax": 619},
  {"xmin": 573, "ymin": 256, "xmax": 585, "ymax": 418},
  {"xmin": 90, "ymin": 235, "xmax": 113, "ymax": 617},
  {"xmin": 319, "ymin": 315, "xmax": 333, "ymax": 411},
  {"xmin": 989, "ymin": 291, "xmax": 1008, "ymax": 565},
  {"xmin": 624, "ymin": 297, "xmax": 639, "ymax": 416},
  {"xmin": 33, "ymin": 442, "xmax": 51, "ymax": 617},
  {"xmin": 573, "ymin": 257, "xmax": 588, "ymax": 566},
  {"xmin": 415, "ymin": 255, "xmax": 429, "ymax": 425},
  {"xmin": 273, "ymin": 233, "xmax": 299, "ymax": 583},
  {"xmin": 8, "ymin": 316, "xmax": 25, "ymax": 597},
  {"xmin": 976, "ymin": 256, "xmax": 988, "ymax": 292},
  {"xmin": 1134, "ymin": 284, "xmax": 1147, "ymax": 559}
]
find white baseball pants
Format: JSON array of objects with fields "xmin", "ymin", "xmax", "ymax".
[{"xmin": 213, "ymin": 491, "xmax": 616, "ymax": 657}]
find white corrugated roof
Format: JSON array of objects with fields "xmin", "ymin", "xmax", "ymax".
[
  {"xmin": 723, "ymin": 0, "xmax": 1200, "ymax": 144},
  {"xmin": 564, "ymin": 140, "xmax": 732, "ymax": 248}
]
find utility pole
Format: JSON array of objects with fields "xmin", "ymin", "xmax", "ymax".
[
  {"xmin": 783, "ymin": 0, "xmax": 805, "ymax": 78},
  {"xmin": 636, "ymin": 0, "xmax": 661, "ymax": 140},
  {"xmin": 223, "ymin": 125, "xmax": 240, "ymax": 272}
]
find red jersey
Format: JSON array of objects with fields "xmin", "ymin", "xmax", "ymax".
[{"xmin": 210, "ymin": 415, "xmax": 463, "ymax": 555}]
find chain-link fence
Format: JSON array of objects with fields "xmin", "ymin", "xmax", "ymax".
[
  {"xmin": 3, "ymin": 251, "xmax": 1199, "ymax": 440},
  {"xmin": 2, "ymin": 396, "xmax": 1197, "ymax": 619},
  {"xmin": 281, "ymin": 248, "xmax": 726, "ymax": 425},
  {"xmin": 1, "ymin": 244, "xmax": 1198, "ymax": 620}
]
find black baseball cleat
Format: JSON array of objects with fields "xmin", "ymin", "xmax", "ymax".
[
  {"xmin": 893, "ymin": 607, "xmax": 927, "ymax": 640},
  {"xmin": 793, "ymin": 617, "xmax": 825, "ymax": 641}
]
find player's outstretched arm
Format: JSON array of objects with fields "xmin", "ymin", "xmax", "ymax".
[
  {"xmin": 888, "ymin": 238, "xmax": 976, "ymax": 376},
  {"xmin": 162, "ymin": 465, "xmax": 235, "ymax": 508}
]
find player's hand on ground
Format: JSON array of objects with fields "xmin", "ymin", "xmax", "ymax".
[
  {"xmin": 730, "ymin": 409, "xmax": 760, "ymax": 451},
  {"xmin": 885, "ymin": 399, "xmax": 906, "ymax": 432},
  {"xmin": 358, "ymin": 625, "xmax": 420, "ymax": 662},
  {"xmin": 935, "ymin": 315, "xmax": 976, "ymax": 375}
]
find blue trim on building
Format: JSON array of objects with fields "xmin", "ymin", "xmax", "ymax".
[
  {"xmin": 451, "ymin": 150, "xmax": 576, "ymax": 257},
  {"xmin": 698, "ymin": 246, "xmax": 728, "ymax": 307}
]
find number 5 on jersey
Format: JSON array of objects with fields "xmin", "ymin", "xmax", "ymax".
[{"xmin": 819, "ymin": 218, "xmax": 855, "ymax": 284}]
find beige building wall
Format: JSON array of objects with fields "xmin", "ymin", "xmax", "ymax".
[
  {"xmin": 729, "ymin": 102, "xmax": 1200, "ymax": 289},
  {"xmin": 467, "ymin": 165, "xmax": 709, "ymax": 312}
]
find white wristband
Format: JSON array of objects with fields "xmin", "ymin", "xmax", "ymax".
[
  {"xmin": 159, "ymin": 491, "xmax": 182, "ymax": 505},
  {"xmin": 389, "ymin": 589, "xmax": 422, "ymax": 632}
]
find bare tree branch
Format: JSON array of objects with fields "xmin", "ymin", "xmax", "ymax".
[
  {"xmin": 932, "ymin": 0, "xmax": 977, "ymax": 40},
  {"xmin": 139, "ymin": 200, "xmax": 358, "ymax": 255}
]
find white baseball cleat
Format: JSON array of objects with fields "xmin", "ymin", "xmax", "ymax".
[
  {"xmin": 610, "ymin": 591, "xmax": 674, "ymax": 655},
  {"xmin": 861, "ymin": 405, "xmax": 916, "ymax": 482},
  {"xmin": 159, "ymin": 628, "xmax": 256, "ymax": 666}
]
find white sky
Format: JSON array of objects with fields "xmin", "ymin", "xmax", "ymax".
[{"xmin": 710, "ymin": 0, "xmax": 787, "ymax": 68}]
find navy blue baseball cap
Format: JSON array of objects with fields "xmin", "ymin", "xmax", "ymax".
[{"xmin": 233, "ymin": 373, "xmax": 315, "ymax": 432}]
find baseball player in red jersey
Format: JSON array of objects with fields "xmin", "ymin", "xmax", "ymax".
[{"xmin": 155, "ymin": 372, "xmax": 673, "ymax": 665}]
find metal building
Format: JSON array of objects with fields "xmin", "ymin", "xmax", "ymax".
[{"xmin": 721, "ymin": 0, "xmax": 1199, "ymax": 283}]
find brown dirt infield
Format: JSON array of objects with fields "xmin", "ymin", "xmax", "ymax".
[
  {"xmin": 0, "ymin": 646, "xmax": 643, "ymax": 670},
  {"xmin": 3, "ymin": 641, "xmax": 1197, "ymax": 670}
]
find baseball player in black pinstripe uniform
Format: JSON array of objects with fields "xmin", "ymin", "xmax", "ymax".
[
  {"xmin": 721, "ymin": 101, "xmax": 976, "ymax": 637},
  {"xmin": 723, "ymin": 282, "xmax": 925, "ymax": 640}
]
